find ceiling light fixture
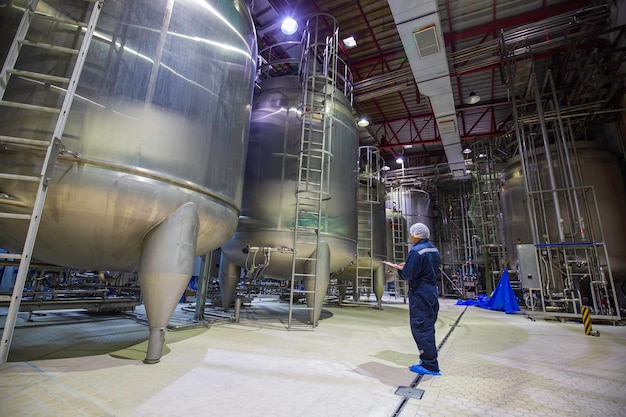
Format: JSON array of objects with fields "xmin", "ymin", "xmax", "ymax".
[
  {"xmin": 465, "ymin": 92, "xmax": 481, "ymax": 105},
  {"xmin": 357, "ymin": 118, "xmax": 369, "ymax": 127},
  {"xmin": 462, "ymin": 148, "xmax": 472, "ymax": 154},
  {"xmin": 281, "ymin": 17, "xmax": 298, "ymax": 35},
  {"xmin": 396, "ymin": 156, "xmax": 403, "ymax": 164},
  {"xmin": 342, "ymin": 36, "xmax": 357, "ymax": 48}
]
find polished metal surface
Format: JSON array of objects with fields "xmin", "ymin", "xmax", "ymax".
[
  {"xmin": 0, "ymin": 0, "xmax": 257, "ymax": 269},
  {"xmin": 386, "ymin": 187, "xmax": 436, "ymax": 235},
  {"xmin": 501, "ymin": 143, "xmax": 626, "ymax": 283},
  {"xmin": 335, "ymin": 178, "xmax": 387, "ymax": 277},
  {"xmin": 221, "ymin": 75, "xmax": 358, "ymax": 278}
]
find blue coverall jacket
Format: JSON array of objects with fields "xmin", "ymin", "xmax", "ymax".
[{"xmin": 400, "ymin": 238, "xmax": 440, "ymax": 372}]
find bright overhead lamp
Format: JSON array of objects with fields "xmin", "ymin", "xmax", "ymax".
[
  {"xmin": 462, "ymin": 148, "xmax": 472, "ymax": 154},
  {"xmin": 342, "ymin": 36, "xmax": 357, "ymax": 48},
  {"xmin": 382, "ymin": 165, "xmax": 390, "ymax": 171},
  {"xmin": 357, "ymin": 118, "xmax": 369, "ymax": 127},
  {"xmin": 395, "ymin": 157, "xmax": 404, "ymax": 164},
  {"xmin": 465, "ymin": 92, "xmax": 481, "ymax": 105},
  {"xmin": 281, "ymin": 17, "xmax": 298, "ymax": 35}
]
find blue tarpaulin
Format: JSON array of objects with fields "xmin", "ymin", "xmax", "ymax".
[{"xmin": 455, "ymin": 270, "xmax": 520, "ymax": 314}]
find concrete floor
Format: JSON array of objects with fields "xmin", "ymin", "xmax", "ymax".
[{"xmin": 1, "ymin": 296, "xmax": 625, "ymax": 417}]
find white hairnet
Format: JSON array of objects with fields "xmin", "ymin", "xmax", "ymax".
[{"xmin": 409, "ymin": 223, "xmax": 430, "ymax": 239}]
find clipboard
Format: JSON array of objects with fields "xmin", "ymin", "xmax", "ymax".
[{"xmin": 381, "ymin": 260, "xmax": 403, "ymax": 270}]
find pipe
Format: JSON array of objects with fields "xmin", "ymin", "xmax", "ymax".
[
  {"xmin": 531, "ymin": 72, "xmax": 566, "ymax": 242},
  {"xmin": 546, "ymin": 70, "xmax": 586, "ymax": 240},
  {"xmin": 138, "ymin": 202, "xmax": 199, "ymax": 364}
]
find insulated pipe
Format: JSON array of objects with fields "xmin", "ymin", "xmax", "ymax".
[
  {"xmin": 138, "ymin": 202, "xmax": 199, "ymax": 364},
  {"xmin": 218, "ymin": 252, "xmax": 241, "ymax": 311},
  {"xmin": 303, "ymin": 241, "xmax": 330, "ymax": 326}
]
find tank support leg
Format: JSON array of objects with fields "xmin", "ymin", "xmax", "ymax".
[
  {"xmin": 139, "ymin": 202, "xmax": 199, "ymax": 364},
  {"xmin": 304, "ymin": 241, "xmax": 330, "ymax": 326},
  {"xmin": 218, "ymin": 253, "xmax": 241, "ymax": 311},
  {"xmin": 374, "ymin": 265, "xmax": 385, "ymax": 310}
]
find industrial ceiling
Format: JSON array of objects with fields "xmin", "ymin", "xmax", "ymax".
[{"xmin": 249, "ymin": 0, "xmax": 625, "ymax": 178}]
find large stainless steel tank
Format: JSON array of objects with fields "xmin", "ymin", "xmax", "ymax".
[
  {"xmin": 0, "ymin": 0, "xmax": 256, "ymax": 268},
  {"xmin": 500, "ymin": 143, "xmax": 626, "ymax": 283},
  {"xmin": 386, "ymin": 187, "xmax": 435, "ymax": 234},
  {"xmin": 333, "ymin": 177, "xmax": 387, "ymax": 306},
  {"xmin": 0, "ymin": 0, "xmax": 256, "ymax": 362},
  {"xmin": 219, "ymin": 73, "xmax": 358, "ymax": 301}
]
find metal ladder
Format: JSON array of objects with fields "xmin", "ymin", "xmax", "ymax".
[
  {"xmin": 288, "ymin": 15, "xmax": 337, "ymax": 329},
  {"xmin": 355, "ymin": 147, "xmax": 381, "ymax": 302},
  {"xmin": 389, "ymin": 186, "xmax": 408, "ymax": 302},
  {"xmin": 0, "ymin": 0, "xmax": 103, "ymax": 363}
]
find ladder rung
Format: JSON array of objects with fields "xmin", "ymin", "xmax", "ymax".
[
  {"xmin": 0, "ymin": 213, "xmax": 31, "ymax": 220},
  {"xmin": 20, "ymin": 40, "xmax": 79, "ymax": 55},
  {"xmin": 0, "ymin": 252, "xmax": 23, "ymax": 259},
  {"xmin": 294, "ymin": 256, "xmax": 317, "ymax": 262},
  {"xmin": 0, "ymin": 100, "xmax": 60, "ymax": 113},
  {"xmin": 293, "ymin": 273, "xmax": 316, "ymax": 278},
  {"xmin": 0, "ymin": 173, "xmax": 40, "ymax": 182},
  {"xmin": 8, "ymin": 69, "xmax": 70, "ymax": 84},
  {"xmin": 31, "ymin": 11, "xmax": 89, "ymax": 28},
  {"xmin": 0, "ymin": 135, "xmax": 49, "ymax": 147},
  {"xmin": 291, "ymin": 290, "xmax": 315, "ymax": 295}
]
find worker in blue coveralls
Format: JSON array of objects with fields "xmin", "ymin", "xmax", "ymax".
[{"xmin": 397, "ymin": 222, "xmax": 441, "ymax": 376}]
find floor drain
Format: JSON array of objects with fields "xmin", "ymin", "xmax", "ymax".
[{"xmin": 395, "ymin": 386, "xmax": 424, "ymax": 400}]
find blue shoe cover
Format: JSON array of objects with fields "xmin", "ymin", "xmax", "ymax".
[{"xmin": 409, "ymin": 364, "xmax": 441, "ymax": 376}]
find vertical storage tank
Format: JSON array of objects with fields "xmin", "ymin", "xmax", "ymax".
[
  {"xmin": 333, "ymin": 148, "xmax": 387, "ymax": 307},
  {"xmin": 0, "ymin": 0, "xmax": 257, "ymax": 362},
  {"xmin": 501, "ymin": 143, "xmax": 626, "ymax": 284},
  {"xmin": 386, "ymin": 186, "xmax": 436, "ymax": 235},
  {"xmin": 219, "ymin": 18, "xmax": 359, "ymax": 314}
]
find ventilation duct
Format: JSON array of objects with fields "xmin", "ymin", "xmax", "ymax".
[{"xmin": 387, "ymin": 0, "xmax": 465, "ymax": 176}]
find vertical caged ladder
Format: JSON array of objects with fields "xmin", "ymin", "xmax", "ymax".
[
  {"xmin": 0, "ymin": 0, "xmax": 103, "ymax": 363},
  {"xmin": 288, "ymin": 15, "xmax": 338, "ymax": 329}
]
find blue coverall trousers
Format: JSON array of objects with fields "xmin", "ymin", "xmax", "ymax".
[{"xmin": 408, "ymin": 284, "xmax": 440, "ymax": 372}]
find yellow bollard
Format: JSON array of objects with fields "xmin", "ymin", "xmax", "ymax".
[{"xmin": 581, "ymin": 306, "xmax": 600, "ymax": 337}]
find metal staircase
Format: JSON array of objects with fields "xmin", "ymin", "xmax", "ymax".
[
  {"xmin": 288, "ymin": 14, "xmax": 338, "ymax": 329},
  {"xmin": 0, "ymin": 0, "xmax": 103, "ymax": 363}
]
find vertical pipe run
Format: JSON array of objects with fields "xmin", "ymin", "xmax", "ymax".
[
  {"xmin": 546, "ymin": 70, "xmax": 585, "ymax": 240},
  {"xmin": 531, "ymin": 73, "xmax": 566, "ymax": 242}
]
